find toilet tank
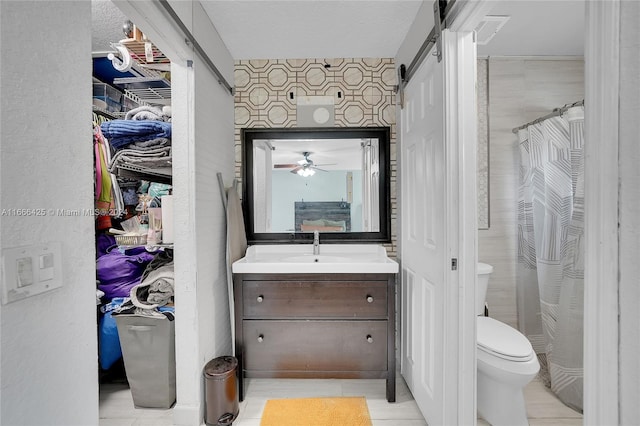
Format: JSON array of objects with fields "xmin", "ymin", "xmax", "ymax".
[{"xmin": 476, "ymin": 263, "xmax": 494, "ymax": 316}]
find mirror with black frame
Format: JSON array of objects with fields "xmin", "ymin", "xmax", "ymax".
[{"xmin": 242, "ymin": 127, "xmax": 391, "ymax": 244}]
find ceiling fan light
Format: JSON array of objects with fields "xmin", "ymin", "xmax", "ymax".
[{"xmin": 297, "ymin": 168, "xmax": 315, "ymax": 177}]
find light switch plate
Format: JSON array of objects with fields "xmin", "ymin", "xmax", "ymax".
[
  {"xmin": 16, "ymin": 257, "xmax": 34, "ymax": 287},
  {"xmin": 2, "ymin": 242, "xmax": 62, "ymax": 304}
]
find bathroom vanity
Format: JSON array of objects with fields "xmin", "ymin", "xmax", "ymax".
[{"xmin": 232, "ymin": 245, "xmax": 398, "ymax": 402}]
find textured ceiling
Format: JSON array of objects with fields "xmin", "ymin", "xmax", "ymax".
[
  {"xmin": 93, "ymin": 1, "xmax": 585, "ymax": 62},
  {"xmin": 92, "ymin": 0, "xmax": 129, "ymax": 53},
  {"xmin": 271, "ymin": 139, "xmax": 363, "ymax": 170},
  {"xmin": 200, "ymin": 0, "xmax": 424, "ymax": 59},
  {"xmin": 477, "ymin": 0, "xmax": 584, "ymax": 57},
  {"xmin": 200, "ymin": 0, "xmax": 584, "ymax": 60}
]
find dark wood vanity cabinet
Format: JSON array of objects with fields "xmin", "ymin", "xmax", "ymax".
[{"xmin": 233, "ymin": 272, "xmax": 396, "ymax": 402}]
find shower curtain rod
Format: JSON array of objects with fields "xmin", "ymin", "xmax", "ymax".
[{"xmin": 512, "ymin": 100, "xmax": 584, "ymax": 134}]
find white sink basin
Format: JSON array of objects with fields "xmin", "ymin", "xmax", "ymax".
[
  {"xmin": 280, "ymin": 254, "xmax": 356, "ymax": 263},
  {"xmin": 232, "ymin": 244, "xmax": 398, "ymax": 274}
]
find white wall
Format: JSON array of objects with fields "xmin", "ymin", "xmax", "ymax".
[
  {"xmin": 193, "ymin": 55, "xmax": 235, "ymax": 359},
  {"xmin": 271, "ymin": 170, "xmax": 353, "ymax": 231},
  {"xmin": 171, "ymin": 59, "xmax": 234, "ymax": 425},
  {"xmin": 116, "ymin": 2, "xmax": 236, "ymax": 424},
  {"xmin": 0, "ymin": 1, "xmax": 98, "ymax": 425},
  {"xmin": 481, "ymin": 58, "xmax": 584, "ymax": 328},
  {"xmin": 0, "ymin": 0, "xmax": 235, "ymax": 424},
  {"xmin": 618, "ymin": 0, "xmax": 640, "ymax": 421},
  {"xmin": 394, "ymin": 0, "xmax": 433, "ymax": 75}
]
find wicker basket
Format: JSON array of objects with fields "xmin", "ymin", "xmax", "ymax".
[{"xmin": 115, "ymin": 234, "xmax": 147, "ymax": 246}]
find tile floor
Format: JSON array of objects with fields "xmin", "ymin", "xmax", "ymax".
[{"xmin": 99, "ymin": 374, "xmax": 582, "ymax": 425}]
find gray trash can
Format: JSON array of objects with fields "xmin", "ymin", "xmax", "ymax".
[
  {"xmin": 204, "ymin": 356, "xmax": 239, "ymax": 425},
  {"xmin": 115, "ymin": 313, "xmax": 176, "ymax": 408}
]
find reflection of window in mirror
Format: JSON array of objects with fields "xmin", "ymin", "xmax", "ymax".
[
  {"xmin": 253, "ymin": 140, "xmax": 273, "ymax": 232},
  {"xmin": 243, "ymin": 128, "xmax": 390, "ymax": 243},
  {"xmin": 361, "ymin": 138, "xmax": 380, "ymax": 232}
]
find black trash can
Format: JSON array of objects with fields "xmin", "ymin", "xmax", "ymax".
[{"xmin": 204, "ymin": 356, "xmax": 239, "ymax": 426}]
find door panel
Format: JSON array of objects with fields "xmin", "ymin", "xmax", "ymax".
[
  {"xmin": 401, "ymin": 48, "xmax": 446, "ymax": 425},
  {"xmin": 421, "ymin": 275, "xmax": 436, "ymax": 397},
  {"xmin": 401, "ymin": 268, "xmax": 415, "ymax": 387},
  {"xmin": 400, "ymin": 29, "xmax": 478, "ymax": 425}
]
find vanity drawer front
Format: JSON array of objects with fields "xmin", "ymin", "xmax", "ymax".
[
  {"xmin": 243, "ymin": 281, "xmax": 388, "ymax": 318},
  {"xmin": 243, "ymin": 320, "xmax": 387, "ymax": 372}
]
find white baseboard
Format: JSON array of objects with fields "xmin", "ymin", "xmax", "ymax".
[{"xmin": 172, "ymin": 403, "xmax": 203, "ymax": 426}]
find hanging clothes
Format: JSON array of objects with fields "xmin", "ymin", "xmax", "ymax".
[{"xmin": 93, "ymin": 125, "xmax": 125, "ymax": 228}]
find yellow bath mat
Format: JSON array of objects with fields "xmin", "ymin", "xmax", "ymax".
[{"xmin": 260, "ymin": 396, "xmax": 372, "ymax": 426}]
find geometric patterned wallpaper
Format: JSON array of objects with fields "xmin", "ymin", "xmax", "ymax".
[{"xmin": 234, "ymin": 58, "xmax": 398, "ymax": 256}]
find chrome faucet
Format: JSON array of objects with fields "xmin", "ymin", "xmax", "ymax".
[{"xmin": 313, "ymin": 230, "xmax": 320, "ymax": 255}]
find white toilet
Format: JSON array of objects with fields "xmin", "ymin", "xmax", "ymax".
[{"xmin": 476, "ymin": 263, "xmax": 540, "ymax": 426}]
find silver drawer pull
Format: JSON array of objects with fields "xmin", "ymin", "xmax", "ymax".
[
  {"xmin": 366, "ymin": 335, "xmax": 373, "ymax": 343},
  {"xmin": 366, "ymin": 295, "xmax": 374, "ymax": 303},
  {"xmin": 257, "ymin": 295, "xmax": 264, "ymax": 303},
  {"xmin": 257, "ymin": 334, "xmax": 264, "ymax": 343}
]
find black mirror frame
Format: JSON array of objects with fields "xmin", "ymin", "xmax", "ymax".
[{"xmin": 242, "ymin": 127, "xmax": 391, "ymax": 244}]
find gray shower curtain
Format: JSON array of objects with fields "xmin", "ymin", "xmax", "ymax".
[{"xmin": 516, "ymin": 106, "xmax": 584, "ymax": 412}]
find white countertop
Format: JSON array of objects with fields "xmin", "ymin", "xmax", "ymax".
[{"xmin": 232, "ymin": 244, "xmax": 399, "ymax": 274}]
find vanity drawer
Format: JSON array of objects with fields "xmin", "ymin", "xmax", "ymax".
[
  {"xmin": 242, "ymin": 320, "xmax": 387, "ymax": 372},
  {"xmin": 242, "ymin": 281, "xmax": 388, "ymax": 318}
]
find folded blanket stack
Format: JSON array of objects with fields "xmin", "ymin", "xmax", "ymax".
[
  {"xmin": 100, "ymin": 119, "xmax": 173, "ymax": 175},
  {"xmin": 108, "ymin": 145, "xmax": 172, "ymax": 173},
  {"xmin": 130, "ymin": 263, "xmax": 174, "ymax": 310},
  {"xmin": 125, "ymin": 106, "xmax": 172, "ymax": 122},
  {"xmin": 100, "ymin": 120, "xmax": 172, "ymax": 149}
]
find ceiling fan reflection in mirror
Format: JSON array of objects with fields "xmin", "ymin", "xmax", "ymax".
[{"xmin": 273, "ymin": 152, "xmax": 335, "ymax": 177}]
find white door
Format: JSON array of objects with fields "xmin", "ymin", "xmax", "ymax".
[
  {"xmin": 401, "ymin": 44, "xmax": 447, "ymax": 426},
  {"xmin": 400, "ymin": 29, "xmax": 478, "ymax": 425}
]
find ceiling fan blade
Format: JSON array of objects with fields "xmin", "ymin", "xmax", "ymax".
[
  {"xmin": 312, "ymin": 167, "xmax": 329, "ymax": 172},
  {"xmin": 314, "ymin": 163, "xmax": 337, "ymax": 167},
  {"xmin": 289, "ymin": 166, "xmax": 302, "ymax": 174},
  {"xmin": 274, "ymin": 164, "xmax": 298, "ymax": 168}
]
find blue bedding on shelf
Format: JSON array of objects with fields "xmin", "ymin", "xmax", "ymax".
[
  {"xmin": 100, "ymin": 120, "xmax": 172, "ymax": 149},
  {"xmin": 99, "ymin": 298, "xmax": 126, "ymax": 370}
]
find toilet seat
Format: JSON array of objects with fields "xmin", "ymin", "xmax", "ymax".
[{"xmin": 477, "ymin": 316, "xmax": 534, "ymax": 362}]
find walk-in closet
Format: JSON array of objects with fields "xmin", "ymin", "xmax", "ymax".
[{"xmin": 92, "ymin": 1, "xmax": 176, "ymax": 419}]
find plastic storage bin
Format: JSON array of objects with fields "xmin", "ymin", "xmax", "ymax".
[
  {"xmin": 115, "ymin": 313, "xmax": 176, "ymax": 408},
  {"xmin": 204, "ymin": 356, "xmax": 239, "ymax": 425},
  {"xmin": 93, "ymin": 82, "xmax": 123, "ymax": 113},
  {"xmin": 122, "ymin": 95, "xmax": 140, "ymax": 112}
]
